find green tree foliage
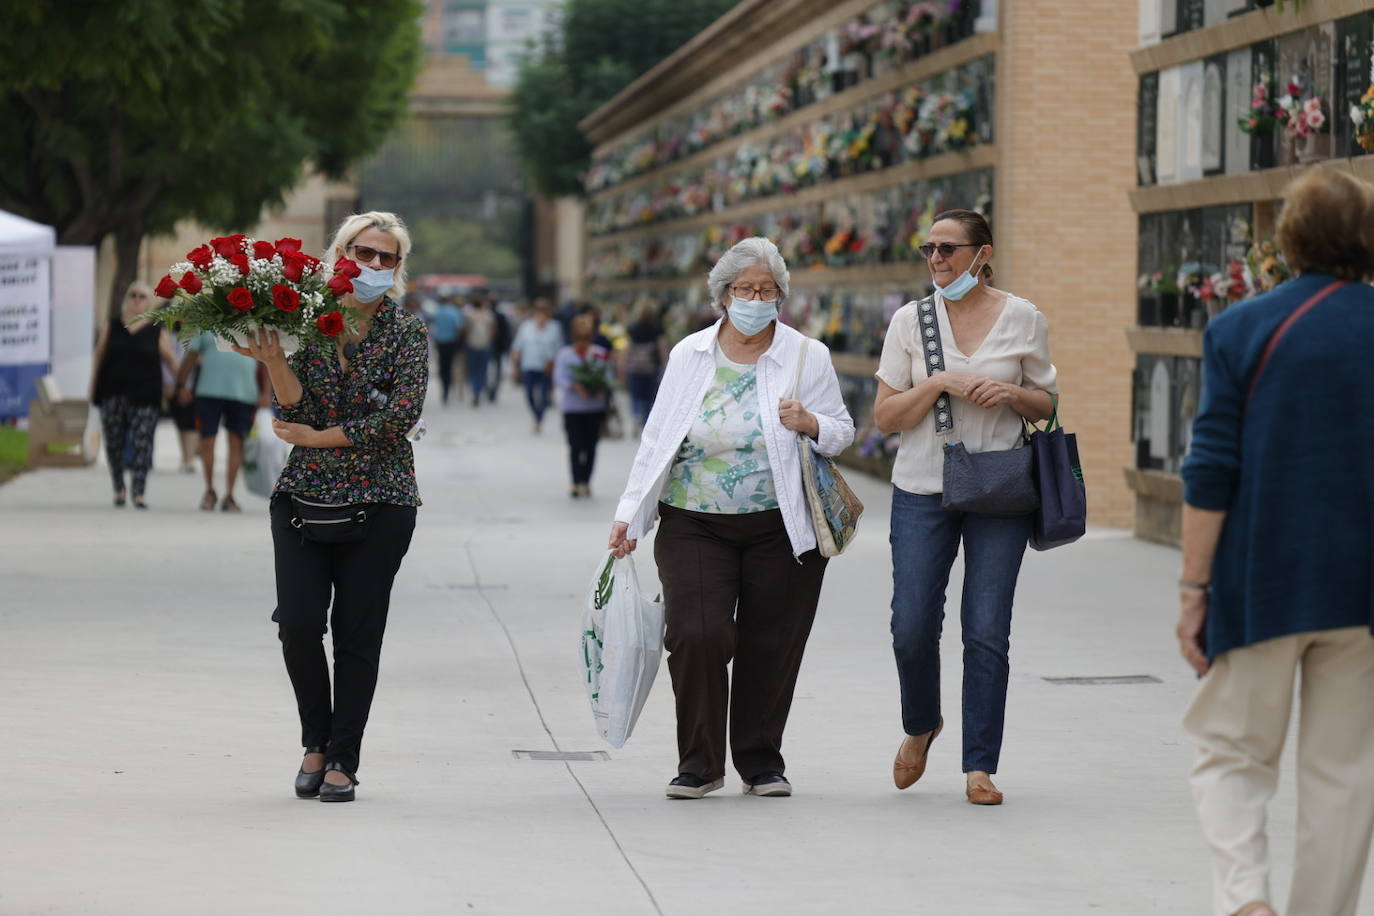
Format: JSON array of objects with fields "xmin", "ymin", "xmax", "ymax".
[
  {"xmin": 0, "ymin": 0, "xmax": 422, "ymax": 316},
  {"xmin": 508, "ymin": 0, "xmax": 739, "ymax": 198}
]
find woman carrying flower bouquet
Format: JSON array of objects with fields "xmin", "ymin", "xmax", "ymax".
[
  {"xmin": 553, "ymin": 313, "xmax": 611, "ymax": 498},
  {"xmin": 234, "ymin": 211, "xmax": 428, "ymax": 803}
]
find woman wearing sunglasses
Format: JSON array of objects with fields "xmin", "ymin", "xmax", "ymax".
[
  {"xmin": 89, "ymin": 281, "xmax": 181, "ymax": 509},
  {"xmin": 234, "ymin": 212, "xmax": 428, "ymax": 803},
  {"xmin": 872, "ymin": 209, "xmax": 1057, "ymax": 806}
]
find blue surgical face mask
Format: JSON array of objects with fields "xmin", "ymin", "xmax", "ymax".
[
  {"xmin": 934, "ymin": 246, "xmax": 987, "ymax": 301},
  {"xmin": 727, "ymin": 296, "xmax": 778, "ymax": 336},
  {"xmin": 352, "ymin": 264, "xmax": 394, "ymax": 303}
]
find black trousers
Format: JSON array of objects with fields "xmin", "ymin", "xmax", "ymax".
[
  {"xmin": 270, "ymin": 496, "xmax": 416, "ymax": 774},
  {"xmin": 654, "ymin": 504, "xmax": 828, "ymax": 782},
  {"xmin": 435, "ymin": 342, "xmax": 460, "ymax": 403},
  {"xmin": 563, "ymin": 410, "xmax": 604, "ymax": 485}
]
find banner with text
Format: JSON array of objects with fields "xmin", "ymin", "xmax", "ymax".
[{"xmin": 0, "ymin": 255, "xmax": 52, "ymax": 419}]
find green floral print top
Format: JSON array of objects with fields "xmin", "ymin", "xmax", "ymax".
[
  {"xmin": 660, "ymin": 347, "xmax": 778, "ymax": 514},
  {"xmin": 274, "ymin": 298, "xmax": 428, "ymax": 507}
]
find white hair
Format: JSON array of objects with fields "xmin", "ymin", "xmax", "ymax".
[
  {"xmin": 325, "ymin": 211, "xmax": 412, "ymax": 300},
  {"xmin": 706, "ymin": 237, "xmax": 790, "ymax": 312}
]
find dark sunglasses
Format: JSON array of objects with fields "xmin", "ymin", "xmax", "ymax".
[
  {"xmin": 347, "ymin": 244, "xmax": 402, "ymax": 269},
  {"xmin": 918, "ymin": 242, "xmax": 981, "ymax": 260}
]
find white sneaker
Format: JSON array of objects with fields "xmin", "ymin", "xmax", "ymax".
[{"xmin": 665, "ymin": 775, "xmax": 724, "ymax": 799}]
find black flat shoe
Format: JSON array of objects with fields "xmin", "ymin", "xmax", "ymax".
[
  {"xmin": 318, "ymin": 762, "xmax": 359, "ymax": 803},
  {"xmin": 294, "ymin": 746, "xmax": 327, "ymax": 798}
]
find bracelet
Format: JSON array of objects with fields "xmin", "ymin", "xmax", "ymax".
[{"xmin": 1178, "ymin": 578, "xmax": 1211, "ymax": 593}]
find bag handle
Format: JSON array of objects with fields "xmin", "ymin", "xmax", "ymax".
[
  {"xmin": 1245, "ymin": 278, "xmax": 1345, "ymax": 404},
  {"xmin": 914, "ymin": 296, "xmax": 954, "ymax": 434},
  {"xmin": 790, "ymin": 336, "xmax": 810, "ymax": 401},
  {"xmin": 1023, "ymin": 392, "xmax": 1061, "ymax": 436}
]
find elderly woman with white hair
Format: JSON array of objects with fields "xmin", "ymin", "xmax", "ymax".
[
  {"xmin": 234, "ymin": 211, "xmax": 428, "ymax": 803},
  {"xmin": 608, "ymin": 237, "xmax": 855, "ymax": 800}
]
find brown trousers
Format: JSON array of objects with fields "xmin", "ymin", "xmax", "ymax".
[{"xmin": 654, "ymin": 503, "xmax": 828, "ymax": 782}]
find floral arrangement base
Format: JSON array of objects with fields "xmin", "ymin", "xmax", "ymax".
[{"xmin": 215, "ymin": 327, "xmax": 301, "ymax": 354}]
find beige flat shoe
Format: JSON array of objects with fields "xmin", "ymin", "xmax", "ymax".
[
  {"xmin": 1233, "ymin": 903, "xmax": 1276, "ymax": 916},
  {"xmin": 893, "ymin": 718, "xmax": 942, "ymax": 790}
]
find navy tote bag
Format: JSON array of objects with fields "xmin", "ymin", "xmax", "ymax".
[{"xmin": 1027, "ymin": 403, "xmax": 1086, "ymax": 551}]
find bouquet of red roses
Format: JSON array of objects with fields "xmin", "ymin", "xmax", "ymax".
[{"xmin": 146, "ymin": 234, "xmax": 362, "ymax": 352}]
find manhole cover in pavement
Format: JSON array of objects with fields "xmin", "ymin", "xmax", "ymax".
[
  {"xmin": 511, "ymin": 750, "xmax": 610, "ymax": 761},
  {"xmin": 1042, "ymin": 675, "xmax": 1162, "ymax": 685}
]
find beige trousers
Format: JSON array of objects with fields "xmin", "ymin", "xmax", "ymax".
[{"xmin": 1183, "ymin": 626, "xmax": 1374, "ymax": 916}]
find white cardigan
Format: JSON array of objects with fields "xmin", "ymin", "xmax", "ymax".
[{"xmin": 614, "ymin": 319, "xmax": 855, "ymax": 556}]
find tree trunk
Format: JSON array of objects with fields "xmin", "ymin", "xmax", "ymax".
[{"xmin": 109, "ymin": 225, "xmax": 143, "ymax": 321}]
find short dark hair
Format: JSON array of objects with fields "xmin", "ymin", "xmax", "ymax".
[
  {"xmin": 931, "ymin": 209, "xmax": 994, "ymax": 280},
  {"xmin": 1276, "ymin": 167, "xmax": 1374, "ymax": 282}
]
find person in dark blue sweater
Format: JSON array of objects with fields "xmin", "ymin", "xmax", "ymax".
[{"xmin": 1177, "ymin": 166, "xmax": 1374, "ymax": 916}]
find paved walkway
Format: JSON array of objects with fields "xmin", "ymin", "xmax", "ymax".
[{"xmin": 0, "ymin": 379, "xmax": 1359, "ymax": 914}]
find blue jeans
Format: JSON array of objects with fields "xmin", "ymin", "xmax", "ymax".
[
  {"xmin": 626, "ymin": 371, "xmax": 659, "ymax": 431},
  {"xmin": 466, "ymin": 347, "xmax": 491, "ymax": 402},
  {"xmin": 522, "ymin": 370, "xmax": 551, "ymax": 423},
  {"xmin": 889, "ymin": 487, "xmax": 1030, "ymax": 773}
]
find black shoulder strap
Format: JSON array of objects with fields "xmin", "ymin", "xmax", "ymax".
[{"xmin": 915, "ymin": 296, "xmax": 953, "ymax": 433}]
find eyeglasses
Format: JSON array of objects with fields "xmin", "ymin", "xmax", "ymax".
[
  {"xmin": 729, "ymin": 284, "xmax": 781, "ymax": 302},
  {"xmin": 347, "ymin": 244, "xmax": 403, "ymax": 269},
  {"xmin": 918, "ymin": 242, "xmax": 981, "ymax": 260},
  {"xmin": 128, "ymin": 292, "xmax": 149, "ymax": 300}
]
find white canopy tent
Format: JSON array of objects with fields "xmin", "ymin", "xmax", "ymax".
[{"xmin": 0, "ymin": 209, "xmax": 56, "ymax": 259}]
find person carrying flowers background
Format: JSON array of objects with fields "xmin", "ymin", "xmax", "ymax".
[{"xmin": 231, "ymin": 211, "xmax": 429, "ymax": 803}]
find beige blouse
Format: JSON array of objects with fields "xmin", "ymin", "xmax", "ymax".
[{"xmin": 875, "ymin": 291, "xmax": 1058, "ymax": 495}]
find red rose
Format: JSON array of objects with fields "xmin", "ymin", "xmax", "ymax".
[
  {"xmin": 275, "ymin": 237, "xmax": 303, "ymax": 255},
  {"xmin": 299, "ymin": 253, "xmax": 322, "ymax": 271},
  {"xmin": 272, "ymin": 283, "xmax": 301, "ymax": 312},
  {"xmin": 281, "ymin": 250, "xmax": 310, "ymax": 282},
  {"xmin": 326, "ymin": 273, "xmax": 353, "ymax": 297},
  {"xmin": 210, "ymin": 234, "xmax": 247, "ymax": 258},
  {"xmin": 316, "ymin": 311, "xmax": 344, "ymax": 337},
  {"xmin": 333, "ymin": 257, "xmax": 362, "ymax": 279},
  {"xmin": 227, "ymin": 287, "xmax": 255, "ymax": 313},
  {"xmin": 186, "ymin": 245, "xmax": 214, "ymax": 269},
  {"xmin": 154, "ymin": 274, "xmax": 178, "ymax": 298},
  {"xmin": 229, "ymin": 252, "xmax": 250, "ymax": 275},
  {"xmin": 179, "ymin": 271, "xmax": 203, "ymax": 294},
  {"xmin": 253, "ymin": 241, "xmax": 276, "ymax": 260}
]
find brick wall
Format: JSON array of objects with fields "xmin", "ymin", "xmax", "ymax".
[{"xmin": 998, "ymin": 0, "xmax": 1139, "ymax": 527}]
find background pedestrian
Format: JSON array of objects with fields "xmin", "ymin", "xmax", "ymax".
[
  {"xmin": 622, "ymin": 301, "xmax": 667, "ymax": 435},
  {"xmin": 430, "ymin": 295, "xmax": 464, "ymax": 405},
  {"xmin": 510, "ymin": 299, "xmax": 563, "ymax": 433},
  {"xmin": 554, "ymin": 314, "xmax": 610, "ymax": 498},
  {"xmin": 1177, "ymin": 166, "xmax": 1374, "ymax": 916},
  {"xmin": 463, "ymin": 297, "xmax": 496, "ymax": 406},
  {"xmin": 175, "ymin": 331, "xmax": 263, "ymax": 512},
  {"xmin": 88, "ymin": 281, "xmax": 180, "ymax": 509}
]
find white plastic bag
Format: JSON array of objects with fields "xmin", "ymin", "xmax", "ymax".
[
  {"xmin": 580, "ymin": 554, "xmax": 664, "ymax": 748},
  {"xmin": 243, "ymin": 408, "xmax": 290, "ymax": 500}
]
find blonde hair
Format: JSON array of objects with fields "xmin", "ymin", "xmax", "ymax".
[
  {"xmin": 1276, "ymin": 167, "xmax": 1374, "ymax": 282},
  {"xmin": 325, "ymin": 211, "xmax": 412, "ymax": 300},
  {"xmin": 124, "ymin": 280, "xmax": 155, "ymax": 314}
]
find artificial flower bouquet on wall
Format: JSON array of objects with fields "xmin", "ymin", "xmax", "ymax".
[
  {"xmin": 146, "ymin": 235, "xmax": 361, "ymax": 353},
  {"xmin": 1238, "ymin": 78, "xmax": 1281, "ymax": 135}
]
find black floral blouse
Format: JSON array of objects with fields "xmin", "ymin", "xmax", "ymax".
[{"xmin": 274, "ymin": 298, "xmax": 428, "ymax": 506}]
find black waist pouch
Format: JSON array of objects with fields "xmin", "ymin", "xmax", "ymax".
[{"xmin": 289, "ymin": 496, "xmax": 378, "ymax": 544}]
